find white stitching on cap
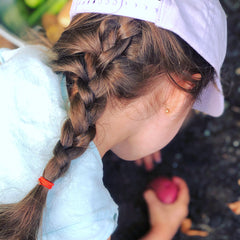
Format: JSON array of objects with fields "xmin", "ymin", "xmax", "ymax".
[
  {"xmin": 71, "ymin": 0, "xmax": 162, "ymax": 24},
  {"xmin": 155, "ymin": 0, "xmax": 163, "ymax": 22},
  {"xmin": 78, "ymin": 0, "xmax": 161, "ymax": 8}
]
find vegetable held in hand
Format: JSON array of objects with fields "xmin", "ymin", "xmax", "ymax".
[{"xmin": 149, "ymin": 177, "xmax": 179, "ymax": 204}]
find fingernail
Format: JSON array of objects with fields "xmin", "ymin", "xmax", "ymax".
[
  {"xmin": 145, "ymin": 165, "xmax": 154, "ymax": 171},
  {"xmin": 135, "ymin": 161, "xmax": 142, "ymax": 166}
]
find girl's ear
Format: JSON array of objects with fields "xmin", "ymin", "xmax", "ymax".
[
  {"xmin": 192, "ymin": 73, "xmax": 201, "ymax": 81},
  {"xmin": 163, "ymin": 73, "xmax": 202, "ymax": 117},
  {"xmin": 169, "ymin": 73, "xmax": 202, "ymax": 92},
  {"xmin": 180, "ymin": 73, "xmax": 202, "ymax": 90}
]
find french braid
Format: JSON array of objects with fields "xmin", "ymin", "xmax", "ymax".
[{"xmin": 0, "ymin": 13, "xmax": 215, "ymax": 240}]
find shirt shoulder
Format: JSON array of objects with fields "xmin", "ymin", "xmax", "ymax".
[
  {"xmin": 0, "ymin": 45, "xmax": 67, "ymax": 203},
  {"xmin": 0, "ymin": 45, "xmax": 48, "ymax": 64},
  {"xmin": 0, "ymin": 48, "xmax": 17, "ymax": 64}
]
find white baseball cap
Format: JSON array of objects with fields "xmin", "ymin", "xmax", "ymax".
[{"xmin": 70, "ymin": 0, "xmax": 227, "ymax": 117}]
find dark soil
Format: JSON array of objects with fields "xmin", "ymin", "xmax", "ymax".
[{"xmin": 103, "ymin": 1, "xmax": 240, "ymax": 239}]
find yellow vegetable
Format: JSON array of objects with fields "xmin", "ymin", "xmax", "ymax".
[{"xmin": 57, "ymin": 0, "xmax": 72, "ymax": 27}]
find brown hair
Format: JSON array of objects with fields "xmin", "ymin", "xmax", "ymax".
[{"xmin": 0, "ymin": 13, "xmax": 214, "ymax": 239}]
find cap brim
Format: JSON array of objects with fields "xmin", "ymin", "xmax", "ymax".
[{"xmin": 193, "ymin": 77, "xmax": 224, "ymax": 117}]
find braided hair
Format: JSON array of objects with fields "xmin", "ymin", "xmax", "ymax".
[{"xmin": 0, "ymin": 13, "xmax": 214, "ymax": 239}]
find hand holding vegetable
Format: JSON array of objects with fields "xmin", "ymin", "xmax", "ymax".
[{"xmin": 141, "ymin": 177, "xmax": 190, "ymax": 240}]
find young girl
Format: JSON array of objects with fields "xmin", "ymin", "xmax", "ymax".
[{"xmin": 0, "ymin": 0, "xmax": 227, "ymax": 239}]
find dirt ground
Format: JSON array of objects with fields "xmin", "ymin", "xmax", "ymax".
[{"xmin": 103, "ymin": 1, "xmax": 240, "ymax": 240}]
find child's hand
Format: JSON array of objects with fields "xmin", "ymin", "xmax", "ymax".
[
  {"xmin": 135, "ymin": 151, "xmax": 162, "ymax": 171},
  {"xmin": 141, "ymin": 177, "xmax": 190, "ymax": 240}
]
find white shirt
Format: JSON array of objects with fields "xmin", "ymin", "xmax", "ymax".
[{"xmin": 0, "ymin": 45, "xmax": 118, "ymax": 240}]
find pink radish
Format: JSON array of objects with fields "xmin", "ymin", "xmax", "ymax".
[{"xmin": 149, "ymin": 177, "xmax": 179, "ymax": 204}]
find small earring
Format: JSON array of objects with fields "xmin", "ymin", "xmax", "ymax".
[{"xmin": 165, "ymin": 108, "xmax": 170, "ymax": 113}]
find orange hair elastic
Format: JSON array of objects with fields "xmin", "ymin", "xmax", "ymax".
[{"xmin": 38, "ymin": 177, "xmax": 54, "ymax": 189}]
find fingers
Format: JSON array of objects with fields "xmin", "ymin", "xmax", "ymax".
[
  {"xmin": 135, "ymin": 158, "xmax": 143, "ymax": 166},
  {"xmin": 152, "ymin": 151, "xmax": 162, "ymax": 163},
  {"xmin": 135, "ymin": 155, "xmax": 154, "ymax": 171},
  {"xmin": 144, "ymin": 189, "xmax": 159, "ymax": 206},
  {"xmin": 143, "ymin": 155, "xmax": 155, "ymax": 171},
  {"xmin": 172, "ymin": 177, "xmax": 190, "ymax": 205},
  {"xmin": 135, "ymin": 151, "xmax": 162, "ymax": 171},
  {"xmin": 171, "ymin": 177, "xmax": 190, "ymax": 219},
  {"xmin": 143, "ymin": 190, "xmax": 162, "ymax": 222}
]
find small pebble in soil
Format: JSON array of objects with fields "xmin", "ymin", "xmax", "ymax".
[
  {"xmin": 235, "ymin": 67, "xmax": 240, "ymax": 75},
  {"xmin": 228, "ymin": 147, "xmax": 234, "ymax": 153},
  {"xmin": 236, "ymin": 149, "xmax": 240, "ymax": 156},
  {"xmin": 224, "ymin": 101, "xmax": 230, "ymax": 110},
  {"xmin": 231, "ymin": 106, "xmax": 240, "ymax": 113},
  {"xmin": 233, "ymin": 140, "xmax": 240, "ymax": 147},
  {"xmin": 204, "ymin": 129, "xmax": 211, "ymax": 137},
  {"xmin": 237, "ymin": 179, "xmax": 240, "ymax": 186},
  {"xmin": 172, "ymin": 162, "xmax": 178, "ymax": 168},
  {"xmin": 174, "ymin": 153, "xmax": 182, "ymax": 160},
  {"xmin": 225, "ymin": 136, "xmax": 231, "ymax": 144}
]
